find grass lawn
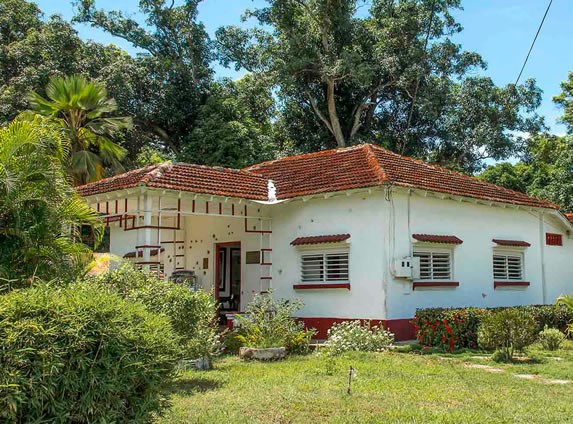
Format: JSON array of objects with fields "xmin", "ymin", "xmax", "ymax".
[{"xmin": 161, "ymin": 342, "xmax": 573, "ymax": 423}]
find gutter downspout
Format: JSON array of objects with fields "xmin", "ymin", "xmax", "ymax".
[{"xmin": 539, "ymin": 211, "xmax": 547, "ymax": 304}]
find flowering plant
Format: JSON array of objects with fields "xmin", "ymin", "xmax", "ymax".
[
  {"xmin": 411, "ymin": 308, "xmax": 489, "ymax": 352},
  {"xmin": 322, "ymin": 320, "xmax": 394, "ymax": 356}
]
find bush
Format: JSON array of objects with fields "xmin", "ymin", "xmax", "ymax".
[
  {"xmin": 412, "ymin": 308, "xmax": 490, "ymax": 351},
  {"xmin": 538, "ymin": 325, "xmax": 566, "ymax": 351},
  {"xmin": 478, "ymin": 308, "xmax": 537, "ymax": 362},
  {"xmin": 413, "ymin": 304, "xmax": 573, "ymax": 350},
  {"xmin": 89, "ymin": 265, "xmax": 220, "ymax": 361},
  {"xmin": 0, "ymin": 283, "xmax": 178, "ymax": 423},
  {"xmin": 234, "ymin": 292, "xmax": 315, "ymax": 353},
  {"xmin": 322, "ymin": 320, "xmax": 394, "ymax": 356}
]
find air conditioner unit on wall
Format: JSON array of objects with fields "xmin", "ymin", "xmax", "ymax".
[{"xmin": 394, "ymin": 256, "xmax": 420, "ymax": 280}]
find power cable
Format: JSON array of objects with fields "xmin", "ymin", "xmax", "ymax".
[{"xmin": 514, "ymin": 0, "xmax": 554, "ymax": 86}]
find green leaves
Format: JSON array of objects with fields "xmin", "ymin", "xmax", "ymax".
[
  {"xmin": 0, "ymin": 282, "xmax": 178, "ymax": 422},
  {"xmin": 26, "ymin": 75, "xmax": 131, "ymax": 184},
  {"xmin": 0, "ymin": 119, "xmax": 103, "ymax": 283}
]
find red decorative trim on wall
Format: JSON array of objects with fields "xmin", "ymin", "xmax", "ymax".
[
  {"xmin": 492, "ymin": 239, "xmax": 531, "ymax": 247},
  {"xmin": 293, "ymin": 283, "xmax": 351, "ymax": 290},
  {"xmin": 494, "ymin": 281, "xmax": 530, "ymax": 289},
  {"xmin": 412, "ymin": 234, "xmax": 463, "ymax": 244},
  {"xmin": 291, "ymin": 234, "xmax": 351, "ymax": 246},
  {"xmin": 412, "ymin": 281, "xmax": 459, "ymax": 290},
  {"xmin": 546, "ymin": 233, "xmax": 563, "ymax": 246}
]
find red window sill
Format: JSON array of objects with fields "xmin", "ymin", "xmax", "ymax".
[
  {"xmin": 293, "ymin": 283, "xmax": 351, "ymax": 290},
  {"xmin": 494, "ymin": 281, "xmax": 530, "ymax": 289},
  {"xmin": 413, "ymin": 281, "xmax": 459, "ymax": 290}
]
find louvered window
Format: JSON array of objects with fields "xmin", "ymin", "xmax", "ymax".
[
  {"xmin": 413, "ymin": 250, "xmax": 452, "ymax": 280},
  {"xmin": 301, "ymin": 251, "xmax": 349, "ymax": 283},
  {"xmin": 493, "ymin": 253, "xmax": 523, "ymax": 280}
]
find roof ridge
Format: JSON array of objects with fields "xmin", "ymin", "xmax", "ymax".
[
  {"xmin": 245, "ymin": 144, "xmax": 365, "ymax": 172},
  {"xmin": 76, "ymin": 163, "xmax": 162, "ymax": 190},
  {"xmin": 367, "ymin": 144, "xmax": 557, "ymax": 208},
  {"xmin": 363, "ymin": 144, "xmax": 389, "ymax": 184},
  {"xmin": 140, "ymin": 161, "xmax": 172, "ymax": 185},
  {"xmin": 175, "ymin": 162, "xmax": 267, "ymax": 178}
]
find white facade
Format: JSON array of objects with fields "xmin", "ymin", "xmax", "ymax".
[{"xmin": 87, "ymin": 183, "xmax": 573, "ymax": 339}]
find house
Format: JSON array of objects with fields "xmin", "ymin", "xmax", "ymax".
[{"xmin": 77, "ymin": 144, "xmax": 573, "ymax": 340}]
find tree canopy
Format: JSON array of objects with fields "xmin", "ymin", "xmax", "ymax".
[{"xmin": 216, "ymin": 0, "xmax": 544, "ymax": 172}]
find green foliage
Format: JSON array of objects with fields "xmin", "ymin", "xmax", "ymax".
[
  {"xmin": 478, "ymin": 308, "xmax": 537, "ymax": 362},
  {"xmin": 26, "ymin": 74, "xmax": 132, "ymax": 184},
  {"xmin": 234, "ymin": 292, "xmax": 315, "ymax": 353},
  {"xmin": 0, "ymin": 282, "xmax": 178, "ymax": 423},
  {"xmin": 556, "ymin": 294, "xmax": 573, "ymax": 335},
  {"xmin": 322, "ymin": 320, "xmax": 394, "ymax": 356},
  {"xmin": 89, "ymin": 265, "xmax": 220, "ymax": 360},
  {"xmin": 216, "ymin": 0, "xmax": 543, "ymax": 172},
  {"xmin": 412, "ymin": 308, "xmax": 490, "ymax": 351},
  {"xmin": 554, "ymin": 70, "xmax": 573, "ymax": 132},
  {"xmin": 414, "ymin": 305, "xmax": 573, "ymax": 351},
  {"xmin": 178, "ymin": 76, "xmax": 278, "ymax": 168},
  {"xmin": 538, "ymin": 325, "xmax": 566, "ymax": 351},
  {"xmin": 0, "ymin": 119, "xmax": 102, "ymax": 284},
  {"xmin": 479, "ymin": 134, "xmax": 573, "ymax": 211}
]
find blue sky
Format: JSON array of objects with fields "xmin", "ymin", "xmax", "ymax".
[{"xmin": 35, "ymin": 0, "xmax": 573, "ymax": 134}]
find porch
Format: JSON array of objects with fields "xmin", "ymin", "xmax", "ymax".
[{"xmin": 90, "ymin": 188, "xmax": 273, "ymax": 314}]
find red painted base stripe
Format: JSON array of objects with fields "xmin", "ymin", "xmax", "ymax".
[{"xmin": 295, "ymin": 317, "xmax": 415, "ymax": 341}]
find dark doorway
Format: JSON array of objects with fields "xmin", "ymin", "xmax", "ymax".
[{"xmin": 215, "ymin": 242, "xmax": 241, "ymax": 313}]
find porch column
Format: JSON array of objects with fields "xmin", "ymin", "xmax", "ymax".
[{"xmin": 142, "ymin": 191, "xmax": 153, "ymax": 272}]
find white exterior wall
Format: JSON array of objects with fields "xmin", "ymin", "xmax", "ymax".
[
  {"xmin": 271, "ymin": 191, "xmax": 388, "ymax": 320},
  {"xmin": 93, "ymin": 185, "xmax": 573, "ymax": 322},
  {"xmin": 543, "ymin": 216, "xmax": 573, "ymax": 302},
  {"xmin": 386, "ymin": 190, "xmax": 549, "ymax": 320},
  {"xmin": 180, "ymin": 213, "xmax": 265, "ymax": 308},
  {"xmin": 92, "ymin": 190, "xmax": 270, "ymax": 311}
]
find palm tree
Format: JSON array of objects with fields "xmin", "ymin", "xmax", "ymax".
[
  {"xmin": 27, "ymin": 75, "xmax": 132, "ymax": 185},
  {"xmin": 0, "ymin": 118, "xmax": 103, "ymax": 285},
  {"xmin": 556, "ymin": 295, "xmax": 573, "ymax": 335}
]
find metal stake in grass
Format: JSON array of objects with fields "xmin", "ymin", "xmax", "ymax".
[{"xmin": 347, "ymin": 366, "xmax": 356, "ymax": 395}]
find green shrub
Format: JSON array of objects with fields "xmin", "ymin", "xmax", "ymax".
[
  {"xmin": 412, "ymin": 307, "xmax": 490, "ymax": 351},
  {"xmin": 322, "ymin": 320, "xmax": 394, "ymax": 356},
  {"xmin": 89, "ymin": 265, "xmax": 220, "ymax": 360},
  {"xmin": 234, "ymin": 292, "xmax": 315, "ymax": 353},
  {"xmin": 478, "ymin": 308, "xmax": 537, "ymax": 362},
  {"xmin": 0, "ymin": 283, "xmax": 178, "ymax": 423},
  {"xmin": 413, "ymin": 304, "xmax": 573, "ymax": 350},
  {"xmin": 538, "ymin": 325, "xmax": 566, "ymax": 351}
]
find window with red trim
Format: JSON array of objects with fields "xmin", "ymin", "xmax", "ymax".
[{"xmin": 546, "ymin": 233, "xmax": 563, "ymax": 246}]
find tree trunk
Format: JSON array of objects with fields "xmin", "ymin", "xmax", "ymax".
[{"xmin": 326, "ymin": 79, "xmax": 346, "ymax": 147}]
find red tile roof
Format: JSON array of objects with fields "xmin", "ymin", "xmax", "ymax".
[
  {"xmin": 77, "ymin": 163, "xmax": 269, "ymax": 200},
  {"xmin": 77, "ymin": 144, "xmax": 557, "ymax": 209},
  {"xmin": 291, "ymin": 234, "xmax": 351, "ymax": 246},
  {"xmin": 412, "ymin": 234, "xmax": 464, "ymax": 244},
  {"xmin": 247, "ymin": 144, "xmax": 556, "ymax": 208},
  {"xmin": 492, "ymin": 239, "xmax": 531, "ymax": 247}
]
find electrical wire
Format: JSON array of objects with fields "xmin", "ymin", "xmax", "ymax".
[{"xmin": 514, "ymin": 0, "xmax": 554, "ymax": 86}]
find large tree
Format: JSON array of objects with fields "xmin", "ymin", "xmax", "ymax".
[
  {"xmin": 554, "ymin": 71, "xmax": 573, "ymax": 133},
  {"xmin": 26, "ymin": 75, "xmax": 133, "ymax": 185},
  {"xmin": 178, "ymin": 75, "xmax": 278, "ymax": 168},
  {"xmin": 74, "ymin": 0, "xmax": 214, "ymax": 155},
  {"xmin": 480, "ymin": 135, "xmax": 573, "ymax": 211},
  {"xmin": 0, "ymin": 0, "xmax": 152, "ymax": 162},
  {"xmin": 216, "ymin": 0, "xmax": 543, "ymax": 172}
]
